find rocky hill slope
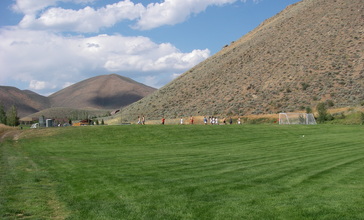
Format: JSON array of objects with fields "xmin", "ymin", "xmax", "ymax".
[{"xmin": 119, "ymin": 0, "xmax": 363, "ymax": 120}]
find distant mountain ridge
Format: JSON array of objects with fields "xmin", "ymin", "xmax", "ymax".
[
  {"xmin": 0, "ymin": 86, "xmax": 50, "ymax": 117},
  {"xmin": 0, "ymin": 74, "xmax": 156, "ymax": 118},
  {"xmin": 119, "ymin": 0, "xmax": 364, "ymax": 120}
]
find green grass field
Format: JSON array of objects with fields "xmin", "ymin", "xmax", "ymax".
[{"xmin": 1, "ymin": 124, "xmax": 364, "ymax": 219}]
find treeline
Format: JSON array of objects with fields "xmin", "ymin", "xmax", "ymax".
[{"xmin": 0, "ymin": 104, "xmax": 19, "ymax": 126}]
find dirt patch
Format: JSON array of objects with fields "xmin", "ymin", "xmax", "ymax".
[
  {"xmin": 0, "ymin": 124, "xmax": 17, "ymax": 142},
  {"xmin": 0, "ymin": 130, "xmax": 22, "ymax": 142}
]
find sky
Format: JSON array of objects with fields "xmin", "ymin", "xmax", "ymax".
[{"xmin": 0, "ymin": 0, "xmax": 300, "ymax": 96}]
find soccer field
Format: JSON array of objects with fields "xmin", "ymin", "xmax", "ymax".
[{"xmin": 1, "ymin": 124, "xmax": 364, "ymax": 219}]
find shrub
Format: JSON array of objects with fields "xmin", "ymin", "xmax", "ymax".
[
  {"xmin": 301, "ymin": 82, "xmax": 310, "ymax": 91},
  {"xmin": 316, "ymin": 102, "xmax": 328, "ymax": 123},
  {"xmin": 326, "ymin": 113, "xmax": 334, "ymax": 121},
  {"xmin": 305, "ymin": 107, "xmax": 313, "ymax": 114},
  {"xmin": 326, "ymin": 100, "xmax": 334, "ymax": 107}
]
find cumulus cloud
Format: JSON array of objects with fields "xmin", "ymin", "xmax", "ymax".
[
  {"xmin": 13, "ymin": 0, "xmax": 241, "ymax": 32},
  {"xmin": 29, "ymin": 80, "xmax": 46, "ymax": 90},
  {"xmin": 12, "ymin": 0, "xmax": 96, "ymax": 15},
  {"xmin": 134, "ymin": 0, "xmax": 236, "ymax": 30},
  {"xmin": 19, "ymin": 1, "xmax": 145, "ymax": 32},
  {"xmin": 0, "ymin": 28, "xmax": 210, "ymax": 93}
]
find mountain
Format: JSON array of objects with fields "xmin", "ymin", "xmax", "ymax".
[
  {"xmin": 0, "ymin": 74, "xmax": 156, "ymax": 118},
  {"xmin": 49, "ymin": 74, "xmax": 156, "ymax": 110},
  {"xmin": 119, "ymin": 0, "xmax": 364, "ymax": 120},
  {"xmin": 0, "ymin": 86, "xmax": 50, "ymax": 117}
]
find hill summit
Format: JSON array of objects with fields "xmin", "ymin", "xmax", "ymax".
[
  {"xmin": 0, "ymin": 74, "xmax": 156, "ymax": 118},
  {"xmin": 49, "ymin": 74, "xmax": 156, "ymax": 110},
  {"xmin": 120, "ymin": 0, "xmax": 364, "ymax": 120}
]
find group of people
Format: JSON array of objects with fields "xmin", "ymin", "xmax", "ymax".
[
  {"xmin": 205, "ymin": 116, "xmax": 241, "ymax": 125},
  {"xmin": 180, "ymin": 116, "xmax": 242, "ymax": 125},
  {"xmin": 137, "ymin": 116, "xmax": 146, "ymax": 125},
  {"xmin": 138, "ymin": 115, "xmax": 242, "ymax": 125}
]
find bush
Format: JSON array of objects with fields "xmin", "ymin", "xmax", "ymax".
[
  {"xmin": 326, "ymin": 113, "xmax": 334, "ymax": 121},
  {"xmin": 301, "ymin": 82, "xmax": 310, "ymax": 91},
  {"xmin": 305, "ymin": 107, "xmax": 313, "ymax": 114},
  {"xmin": 326, "ymin": 100, "xmax": 334, "ymax": 107},
  {"xmin": 316, "ymin": 102, "xmax": 328, "ymax": 123}
]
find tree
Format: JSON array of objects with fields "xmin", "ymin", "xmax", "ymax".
[
  {"xmin": 7, "ymin": 105, "xmax": 19, "ymax": 126},
  {"xmin": 0, "ymin": 103, "xmax": 6, "ymax": 125},
  {"xmin": 316, "ymin": 102, "xmax": 328, "ymax": 123}
]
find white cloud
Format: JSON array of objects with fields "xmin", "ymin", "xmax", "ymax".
[
  {"xmin": 20, "ymin": 1, "xmax": 145, "ymax": 32},
  {"xmin": 0, "ymin": 28, "xmax": 210, "ymax": 94},
  {"xmin": 134, "ymin": 0, "xmax": 236, "ymax": 30},
  {"xmin": 12, "ymin": 0, "xmax": 96, "ymax": 15},
  {"xmin": 13, "ymin": 0, "xmax": 241, "ymax": 32},
  {"xmin": 29, "ymin": 80, "xmax": 46, "ymax": 90}
]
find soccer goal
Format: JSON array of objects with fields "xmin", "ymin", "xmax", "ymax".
[{"xmin": 279, "ymin": 113, "xmax": 317, "ymax": 125}]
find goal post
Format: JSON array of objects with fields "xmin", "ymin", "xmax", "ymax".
[{"xmin": 279, "ymin": 113, "xmax": 317, "ymax": 125}]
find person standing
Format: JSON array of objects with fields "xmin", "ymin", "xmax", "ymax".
[
  {"xmin": 142, "ymin": 115, "xmax": 145, "ymax": 125},
  {"xmin": 162, "ymin": 117, "xmax": 165, "ymax": 125},
  {"xmin": 203, "ymin": 116, "xmax": 208, "ymax": 125},
  {"xmin": 180, "ymin": 117, "xmax": 184, "ymax": 125}
]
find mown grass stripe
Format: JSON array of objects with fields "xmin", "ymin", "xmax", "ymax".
[{"xmin": 1, "ymin": 124, "xmax": 364, "ymax": 219}]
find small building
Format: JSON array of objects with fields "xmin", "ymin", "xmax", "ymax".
[
  {"xmin": 46, "ymin": 119, "xmax": 53, "ymax": 127},
  {"xmin": 39, "ymin": 116, "xmax": 46, "ymax": 127}
]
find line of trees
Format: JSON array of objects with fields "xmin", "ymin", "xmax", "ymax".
[{"xmin": 0, "ymin": 104, "xmax": 19, "ymax": 126}]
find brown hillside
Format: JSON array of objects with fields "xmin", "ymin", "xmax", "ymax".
[
  {"xmin": 49, "ymin": 74, "xmax": 156, "ymax": 110},
  {"xmin": 120, "ymin": 0, "xmax": 364, "ymax": 120},
  {"xmin": 0, "ymin": 86, "xmax": 50, "ymax": 117}
]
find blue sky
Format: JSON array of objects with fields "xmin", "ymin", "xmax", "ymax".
[{"xmin": 0, "ymin": 0, "xmax": 300, "ymax": 96}]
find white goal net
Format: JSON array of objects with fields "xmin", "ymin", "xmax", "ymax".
[{"xmin": 279, "ymin": 113, "xmax": 317, "ymax": 125}]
